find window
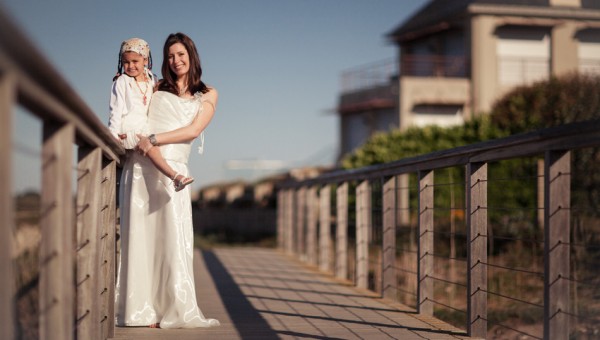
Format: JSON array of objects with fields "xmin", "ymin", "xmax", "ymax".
[
  {"xmin": 412, "ymin": 104, "xmax": 463, "ymax": 127},
  {"xmin": 496, "ymin": 26, "xmax": 550, "ymax": 86},
  {"xmin": 577, "ymin": 29, "xmax": 600, "ymax": 75}
]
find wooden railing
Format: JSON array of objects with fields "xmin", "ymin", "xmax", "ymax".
[
  {"xmin": 0, "ymin": 7, "xmax": 124, "ymax": 340},
  {"xmin": 277, "ymin": 120, "xmax": 600, "ymax": 339}
]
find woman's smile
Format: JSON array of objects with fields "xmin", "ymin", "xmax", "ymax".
[{"xmin": 168, "ymin": 42, "xmax": 190, "ymax": 77}]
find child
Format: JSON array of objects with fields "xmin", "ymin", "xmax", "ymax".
[{"xmin": 108, "ymin": 38, "xmax": 193, "ymax": 192}]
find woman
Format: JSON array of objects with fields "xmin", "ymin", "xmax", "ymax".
[{"xmin": 115, "ymin": 32, "xmax": 219, "ymax": 329}]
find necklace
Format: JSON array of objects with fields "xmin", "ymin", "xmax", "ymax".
[
  {"xmin": 179, "ymin": 85, "xmax": 188, "ymax": 96},
  {"xmin": 134, "ymin": 76, "xmax": 149, "ymax": 105}
]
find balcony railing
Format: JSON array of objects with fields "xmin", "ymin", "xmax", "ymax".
[
  {"xmin": 401, "ymin": 54, "xmax": 468, "ymax": 78},
  {"xmin": 340, "ymin": 58, "xmax": 397, "ymax": 94}
]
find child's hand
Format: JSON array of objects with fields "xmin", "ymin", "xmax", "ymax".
[
  {"xmin": 113, "ymin": 134, "xmax": 124, "ymax": 145},
  {"xmin": 136, "ymin": 134, "xmax": 153, "ymax": 156}
]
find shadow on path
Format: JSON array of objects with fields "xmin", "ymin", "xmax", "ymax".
[{"xmin": 202, "ymin": 249, "xmax": 280, "ymax": 339}]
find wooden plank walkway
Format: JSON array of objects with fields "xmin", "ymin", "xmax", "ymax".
[{"xmin": 110, "ymin": 247, "xmax": 477, "ymax": 340}]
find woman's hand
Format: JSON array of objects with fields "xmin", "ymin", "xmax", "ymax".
[{"xmin": 136, "ymin": 134, "xmax": 153, "ymax": 156}]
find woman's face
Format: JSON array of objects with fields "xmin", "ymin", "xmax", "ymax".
[{"xmin": 168, "ymin": 42, "xmax": 190, "ymax": 79}]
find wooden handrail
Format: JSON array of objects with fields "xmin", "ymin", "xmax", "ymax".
[
  {"xmin": 0, "ymin": 7, "xmax": 124, "ymax": 162},
  {"xmin": 279, "ymin": 119, "xmax": 600, "ymax": 187},
  {"xmin": 0, "ymin": 5, "xmax": 124, "ymax": 340}
]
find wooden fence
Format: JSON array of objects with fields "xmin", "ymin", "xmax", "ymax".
[
  {"xmin": 0, "ymin": 7, "xmax": 124, "ymax": 340},
  {"xmin": 277, "ymin": 119, "xmax": 600, "ymax": 339}
]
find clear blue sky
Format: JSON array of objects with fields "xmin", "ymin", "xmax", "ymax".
[{"xmin": 5, "ymin": 0, "xmax": 427, "ymax": 193}]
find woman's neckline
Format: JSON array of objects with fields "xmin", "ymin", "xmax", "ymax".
[{"xmin": 158, "ymin": 90, "xmax": 201, "ymax": 101}]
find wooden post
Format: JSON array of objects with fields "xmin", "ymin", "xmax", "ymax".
[
  {"xmin": 76, "ymin": 146, "xmax": 102, "ymax": 339},
  {"xmin": 537, "ymin": 159, "xmax": 544, "ymax": 229},
  {"xmin": 285, "ymin": 189, "xmax": 295, "ymax": 254},
  {"xmin": 356, "ymin": 180, "xmax": 371, "ymax": 289},
  {"xmin": 0, "ymin": 72, "xmax": 16, "ymax": 340},
  {"xmin": 295, "ymin": 187, "xmax": 307, "ymax": 259},
  {"xmin": 277, "ymin": 190, "xmax": 284, "ymax": 249},
  {"xmin": 396, "ymin": 174, "xmax": 410, "ymax": 226},
  {"xmin": 466, "ymin": 162, "xmax": 488, "ymax": 337},
  {"xmin": 336, "ymin": 182, "xmax": 349, "ymax": 280},
  {"xmin": 418, "ymin": 170, "xmax": 434, "ymax": 315},
  {"xmin": 40, "ymin": 122, "xmax": 75, "ymax": 340},
  {"xmin": 319, "ymin": 185, "xmax": 332, "ymax": 273},
  {"xmin": 99, "ymin": 159, "xmax": 117, "ymax": 339},
  {"xmin": 544, "ymin": 151, "xmax": 570, "ymax": 340},
  {"xmin": 306, "ymin": 186, "xmax": 319, "ymax": 266},
  {"xmin": 382, "ymin": 176, "xmax": 397, "ymax": 300}
]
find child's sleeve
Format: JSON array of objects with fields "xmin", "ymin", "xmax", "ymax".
[{"xmin": 108, "ymin": 77, "xmax": 127, "ymax": 139}]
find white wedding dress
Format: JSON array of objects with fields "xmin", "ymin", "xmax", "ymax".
[{"xmin": 115, "ymin": 91, "xmax": 219, "ymax": 328}]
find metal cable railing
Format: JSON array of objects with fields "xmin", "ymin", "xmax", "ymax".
[{"xmin": 277, "ymin": 119, "xmax": 600, "ymax": 339}]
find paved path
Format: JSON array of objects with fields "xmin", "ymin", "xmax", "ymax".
[{"xmin": 110, "ymin": 247, "xmax": 474, "ymax": 340}]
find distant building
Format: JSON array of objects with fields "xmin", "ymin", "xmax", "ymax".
[
  {"xmin": 337, "ymin": 0, "xmax": 600, "ymax": 159},
  {"xmin": 193, "ymin": 167, "xmax": 330, "ymax": 239}
]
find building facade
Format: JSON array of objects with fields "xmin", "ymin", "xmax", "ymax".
[{"xmin": 337, "ymin": 0, "xmax": 600, "ymax": 159}]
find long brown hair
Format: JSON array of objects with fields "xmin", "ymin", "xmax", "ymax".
[{"xmin": 158, "ymin": 32, "xmax": 209, "ymax": 95}]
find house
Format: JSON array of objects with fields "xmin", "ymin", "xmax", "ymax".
[
  {"xmin": 337, "ymin": 0, "xmax": 600, "ymax": 159},
  {"xmin": 193, "ymin": 167, "xmax": 330, "ymax": 240}
]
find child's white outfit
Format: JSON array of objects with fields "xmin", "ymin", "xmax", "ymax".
[{"xmin": 108, "ymin": 73, "xmax": 156, "ymax": 149}]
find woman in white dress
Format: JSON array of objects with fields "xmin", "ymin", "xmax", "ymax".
[{"xmin": 115, "ymin": 32, "xmax": 219, "ymax": 329}]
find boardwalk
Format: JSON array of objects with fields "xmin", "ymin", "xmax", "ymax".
[
  {"xmin": 111, "ymin": 247, "xmax": 474, "ymax": 340},
  {"xmin": 2, "ymin": 3, "xmax": 599, "ymax": 338}
]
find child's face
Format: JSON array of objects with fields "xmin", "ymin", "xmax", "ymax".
[{"xmin": 122, "ymin": 51, "xmax": 147, "ymax": 80}]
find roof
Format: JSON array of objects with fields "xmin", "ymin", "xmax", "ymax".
[{"xmin": 387, "ymin": 0, "xmax": 591, "ymax": 42}]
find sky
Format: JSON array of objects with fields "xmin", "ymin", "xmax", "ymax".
[{"xmin": 4, "ymin": 0, "xmax": 428, "ymax": 193}]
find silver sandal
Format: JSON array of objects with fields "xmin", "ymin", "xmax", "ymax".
[{"xmin": 172, "ymin": 172, "xmax": 194, "ymax": 192}]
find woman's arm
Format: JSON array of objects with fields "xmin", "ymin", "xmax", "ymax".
[
  {"xmin": 158, "ymin": 88, "xmax": 218, "ymax": 143},
  {"xmin": 137, "ymin": 88, "xmax": 218, "ymax": 155}
]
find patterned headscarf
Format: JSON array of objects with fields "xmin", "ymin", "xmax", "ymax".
[
  {"xmin": 120, "ymin": 38, "xmax": 150, "ymax": 58},
  {"xmin": 115, "ymin": 37, "xmax": 153, "ymax": 80}
]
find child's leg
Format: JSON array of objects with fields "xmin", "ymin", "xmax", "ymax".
[
  {"xmin": 146, "ymin": 147, "xmax": 193, "ymax": 191},
  {"xmin": 146, "ymin": 147, "xmax": 176, "ymax": 179}
]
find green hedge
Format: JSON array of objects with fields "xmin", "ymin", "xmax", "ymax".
[{"xmin": 341, "ymin": 73, "xmax": 600, "ymax": 243}]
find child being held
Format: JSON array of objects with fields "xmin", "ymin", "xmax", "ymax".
[{"xmin": 108, "ymin": 38, "xmax": 193, "ymax": 192}]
